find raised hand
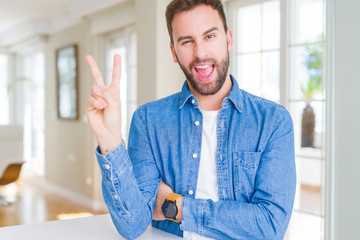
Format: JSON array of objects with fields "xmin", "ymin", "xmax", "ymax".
[{"xmin": 85, "ymin": 54, "xmax": 123, "ymax": 155}]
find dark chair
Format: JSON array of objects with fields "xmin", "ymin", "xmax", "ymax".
[
  {"xmin": 0, "ymin": 161, "xmax": 25, "ymax": 185},
  {"xmin": 0, "ymin": 125, "xmax": 24, "ymax": 205}
]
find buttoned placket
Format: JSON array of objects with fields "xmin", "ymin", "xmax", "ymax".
[
  {"xmin": 186, "ymin": 98, "xmax": 203, "ymax": 198},
  {"xmin": 216, "ymin": 103, "xmax": 232, "ymax": 200}
]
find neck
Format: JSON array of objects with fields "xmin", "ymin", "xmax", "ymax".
[{"xmin": 189, "ymin": 74, "xmax": 232, "ymax": 111}]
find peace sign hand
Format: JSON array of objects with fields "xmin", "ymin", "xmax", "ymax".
[{"xmin": 85, "ymin": 54, "xmax": 123, "ymax": 155}]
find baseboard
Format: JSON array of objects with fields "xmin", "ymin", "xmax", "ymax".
[{"xmin": 24, "ymin": 175, "xmax": 108, "ymax": 213}]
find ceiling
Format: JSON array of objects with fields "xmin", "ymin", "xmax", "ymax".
[
  {"xmin": 0, "ymin": 0, "xmax": 129, "ymax": 46},
  {"xmin": 0, "ymin": 0, "xmax": 73, "ymax": 34}
]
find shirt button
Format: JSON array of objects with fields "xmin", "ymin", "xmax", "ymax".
[
  {"xmin": 104, "ymin": 164, "xmax": 110, "ymax": 170},
  {"xmin": 191, "ymin": 99, "xmax": 195, "ymax": 104},
  {"xmin": 193, "ymin": 153, "xmax": 198, "ymax": 158},
  {"xmin": 195, "ymin": 121, "xmax": 200, "ymax": 126},
  {"xmin": 114, "ymin": 195, "xmax": 119, "ymax": 199},
  {"xmin": 188, "ymin": 190, "xmax": 194, "ymax": 195}
]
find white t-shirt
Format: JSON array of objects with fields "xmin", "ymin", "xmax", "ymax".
[{"xmin": 183, "ymin": 109, "xmax": 219, "ymax": 240}]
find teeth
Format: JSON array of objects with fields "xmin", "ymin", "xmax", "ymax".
[{"xmin": 195, "ymin": 65, "xmax": 210, "ymax": 69}]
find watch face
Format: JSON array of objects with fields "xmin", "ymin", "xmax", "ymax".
[{"xmin": 162, "ymin": 201, "xmax": 178, "ymax": 219}]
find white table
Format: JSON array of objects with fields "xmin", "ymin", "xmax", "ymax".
[{"xmin": 0, "ymin": 214, "xmax": 182, "ymax": 239}]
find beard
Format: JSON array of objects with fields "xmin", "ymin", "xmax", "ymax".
[{"xmin": 176, "ymin": 50, "xmax": 230, "ymax": 96}]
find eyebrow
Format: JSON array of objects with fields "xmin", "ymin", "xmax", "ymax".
[{"xmin": 176, "ymin": 26, "xmax": 219, "ymax": 43}]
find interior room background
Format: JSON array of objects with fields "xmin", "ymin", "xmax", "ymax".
[{"xmin": 0, "ymin": 0, "xmax": 359, "ymax": 239}]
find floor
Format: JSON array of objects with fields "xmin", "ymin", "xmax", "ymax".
[{"xmin": 0, "ymin": 179, "xmax": 107, "ymax": 227}]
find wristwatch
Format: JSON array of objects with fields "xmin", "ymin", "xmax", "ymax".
[{"xmin": 161, "ymin": 193, "xmax": 182, "ymax": 222}]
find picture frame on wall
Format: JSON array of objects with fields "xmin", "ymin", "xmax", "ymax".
[{"xmin": 56, "ymin": 44, "xmax": 79, "ymax": 120}]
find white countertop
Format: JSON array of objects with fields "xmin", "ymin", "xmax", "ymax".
[{"xmin": 0, "ymin": 214, "xmax": 182, "ymax": 239}]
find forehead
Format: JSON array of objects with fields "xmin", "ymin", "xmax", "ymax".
[{"xmin": 171, "ymin": 5, "xmax": 224, "ymax": 38}]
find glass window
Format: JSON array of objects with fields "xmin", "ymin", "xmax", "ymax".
[
  {"xmin": 0, "ymin": 54, "xmax": 9, "ymax": 125},
  {"xmin": 104, "ymin": 27, "xmax": 137, "ymax": 143},
  {"xmin": 228, "ymin": 0, "xmax": 325, "ymax": 239},
  {"xmin": 234, "ymin": 0, "xmax": 281, "ymax": 102},
  {"xmin": 15, "ymin": 51, "xmax": 45, "ymax": 176},
  {"xmin": 288, "ymin": 0, "xmax": 325, "ymax": 238}
]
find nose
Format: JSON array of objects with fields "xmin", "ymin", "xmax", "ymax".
[{"xmin": 193, "ymin": 40, "xmax": 208, "ymax": 60}]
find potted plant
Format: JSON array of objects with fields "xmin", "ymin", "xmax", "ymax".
[{"xmin": 301, "ymin": 43, "xmax": 323, "ymax": 148}]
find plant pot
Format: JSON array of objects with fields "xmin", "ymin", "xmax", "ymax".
[{"xmin": 301, "ymin": 103, "xmax": 315, "ymax": 148}]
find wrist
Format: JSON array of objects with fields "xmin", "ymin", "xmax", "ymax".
[
  {"xmin": 97, "ymin": 132, "xmax": 122, "ymax": 155},
  {"xmin": 162, "ymin": 193, "xmax": 183, "ymax": 223}
]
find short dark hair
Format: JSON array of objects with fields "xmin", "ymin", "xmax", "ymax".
[{"xmin": 165, "ymin": 0, "xmax": 228, "ymax": 45}]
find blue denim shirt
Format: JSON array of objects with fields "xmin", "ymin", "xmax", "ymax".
[{"xmin": 96, "ymin": 75, "xmax": 296, "ymax": 240}]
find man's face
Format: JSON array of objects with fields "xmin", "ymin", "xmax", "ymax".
[{"xmin": 170, "ymin": 5, "xmax": 233, "ymax": 96}]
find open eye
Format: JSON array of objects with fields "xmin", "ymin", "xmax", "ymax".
[{"xmin": 206, "ymin": 34, "xmax": 215, "ymax": 40}]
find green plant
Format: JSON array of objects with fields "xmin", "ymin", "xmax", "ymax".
[
  {"xmin": 6, "ymin": 77, "xmax": 27, "ymax": 93},
  {"xmin": 301, "ymin": 41, "xmax": 323, "ymax": 100}
]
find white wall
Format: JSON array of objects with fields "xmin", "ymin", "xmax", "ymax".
[
  {"xmin": 45, "ymin": 21, "xmax": 97, "ymax": 202},
  {"xmin": 333, "ymin": 0, "xmax": 360, "ymax": 238},
  {"xmin": 135, "ymin": 0, "xmax": 183, "ymax": 104}
]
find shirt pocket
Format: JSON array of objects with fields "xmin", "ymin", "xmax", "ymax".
[{"xmin": 233, "ymin": 151, "xmax": 261, "ymax": 201}]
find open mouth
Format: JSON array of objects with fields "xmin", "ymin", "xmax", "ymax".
[{"xmin": 194, "ymin": 63, "xmax": 215, "ymax": 83}]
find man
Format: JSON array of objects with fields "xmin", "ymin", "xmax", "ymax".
[{"xmin": 85, "ymin": 0, "xmax": 296, "ymax": 239}]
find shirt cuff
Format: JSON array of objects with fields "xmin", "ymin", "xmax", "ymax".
[
  {"xmin": 95, "ymin": 140, "xmax": 132, "ymax": 174},
  {"xmin": 180, "ymin": 196, "xmax": 204, "ymax": 233}
]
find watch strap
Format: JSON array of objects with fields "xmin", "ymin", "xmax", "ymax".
[{"xmin": 166, "ymin": 193, "xmax": 182, "ymax": 202}]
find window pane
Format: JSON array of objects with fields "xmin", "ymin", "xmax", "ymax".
[
  {"xmin": 0, "ymin": 54, "xmax": 9, "ymax": 125},
  {"xmin": 262, "ymin": 51, "xmax": 280, "ymax": 101},
  {"xmin": 289, "ymin": 101, "xmax": 325, "ymax": 151},
  {"xmin": 291, "ymin": 0, "xmax": 324, "ymax": 44},
  {"xmin": 237, "ymin": 4, "xmax": 261, "ymax": 52},
  {"xmin": 289, "ymin": 44, "xmax": 324, "ymax": 101},
  {"xmin": 105, "ymin": 28, "xmax": 137, "ymax": 144},
  {"xmin": 237, "ymin": 53, "xmax": 261, "ymax": 96},
  {"xmin": 263, "ymin": 1, "xmax": 280, "ymax": 50}
]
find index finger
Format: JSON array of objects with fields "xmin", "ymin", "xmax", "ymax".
[{"xmin": 85, "ymin": 55, "xmax": 105, "ymax": 87}]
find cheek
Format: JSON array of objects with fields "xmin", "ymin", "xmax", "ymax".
[
  {"xmin": 175, "ymin": 48, "xmax": 194, "ymax": 66},
  {"xmin": 215, "ymin": 43, "xmax": 229, "ymax": 59}
]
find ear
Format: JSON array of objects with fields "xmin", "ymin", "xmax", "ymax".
[
  {"xmin": 226, "ymin": 28, "xmax": 233, "ymax": 51},
  {"xmin": 170, "ymin": 43, "xmax": 178, "ymax": 63}
]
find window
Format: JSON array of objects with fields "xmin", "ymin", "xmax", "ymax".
[
  {"xmin": 0, "ymin": 54, "xmax": 9, "ymax": 125},
  {"xmin": 232, "ymin": 0, "xmax": 281, "ymax": 102},
  {"xmin": 103, "ymin": 27, "xmax": 137, "ymax": 143},
  {"xmin": 16, "ymin": 51, "xmax": 45, "ymax": 176},
  {"xmin": 227, "ymin": 0, "xmax": 325, "ymax": 239}
]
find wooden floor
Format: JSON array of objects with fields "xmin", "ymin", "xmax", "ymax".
[{"xmin": 0, "ymin": 178, "xmax": 107, "ymax": 227}]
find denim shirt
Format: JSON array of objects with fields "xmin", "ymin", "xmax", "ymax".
[{"xmin": 95, "ymin": 75, "xmax": 296, "ymax": 240}]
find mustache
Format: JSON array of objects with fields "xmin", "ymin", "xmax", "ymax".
[{"xmin": 189, "ymin": 58, "xmax": 217, "ymax": 70}]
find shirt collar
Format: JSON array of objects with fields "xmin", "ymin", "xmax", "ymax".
[
  {"xmin": 179, "ymin": 74, "xmax": 243, "ymax": 112},
  {"xmin": 226, "ymin": 74, "xmax": 243, "ymax": 112},
  {"xmin": 179, "ymin": 81, "xmax": 194, "ymax": 109}
]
